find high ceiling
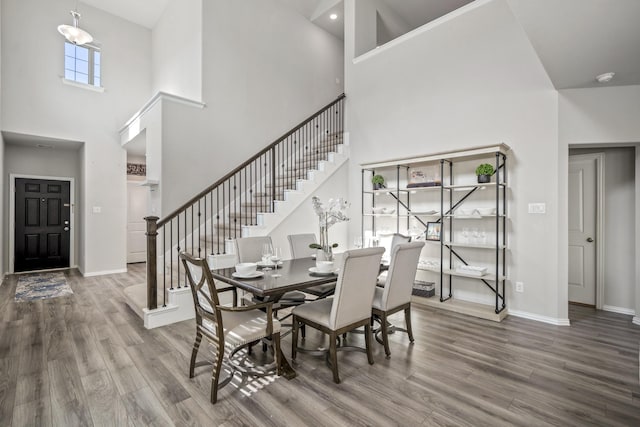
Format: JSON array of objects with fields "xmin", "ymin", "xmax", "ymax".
[{"xmin": 79, "ymin": 0, "xmax": 640, "ymax": 90}]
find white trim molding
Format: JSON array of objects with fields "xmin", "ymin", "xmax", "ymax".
[
  {"xmin": 602, "ymin": 305, "xmax": 635, "ymax": 316},
  {"xmin": 509, "ymin": 309, "xmax": 571, "ymax": 326},
  {"xmin": 632, "ymin": 316, "xmax": 640, "ymax": 326},
  {"xmin": 81, "ymin": 268, "xmax": 128, "ymax": 277},
  {"xmin": 119, "ymin": 91, "xmax": 206, "ymax": 140}
]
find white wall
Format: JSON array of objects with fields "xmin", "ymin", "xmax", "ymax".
[
  {"xmin": 4, "ymin": 144, "xmax": 82, "ymax": 268},
  {"xmin": 559, "ymin": 86, "xmax": 640, "ymax": 319},
  {"xmin": 1, "ymin": 0, "xmax": 152, "ymax": 275},
  {"xmin": 152, "ymin": 0, "xmax": 202, "ymax": 100},
  {"xmin": 345, "ymin": 0, "xmax": 564, "ymax": 321},
  {"xmin": 156, "ymin": 0, "xmax": 344, "ymax": 214},
  {"xmin": 569, "ymin": 148, "xmax": 636, "ymax": 311}
]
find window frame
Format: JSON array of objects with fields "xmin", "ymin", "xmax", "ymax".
[{"xmin": 63, "ymin": 41, "xmax": 103, "ymax": 89}]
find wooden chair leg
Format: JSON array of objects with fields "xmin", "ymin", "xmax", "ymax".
[
  {"xmin": 329, "ymin": 332, "xmax": 340, "ymax": 384},
  {"xmin": 301, "ymin": 324, "xmax": 306, "ymax": 339},
  {"xmin": 189, "ymin": 330, "xmax": 203, "ymax": 378},
  {"xmin": 379, "ymin": 312, "xmax": 391, "ymax": 358},
  {"xmin": 364, "ymin": 323, "xmax": 375, "ymax": 365},
  {"xmin": 210, "ymin": 350, "xmax": 224, "ymax": 404},
  {"xmin": 291, "ymin": 316, "xmax": 299, "ymax": 360},
  {"xmin": 404, "ymin": 306, "xmax": 415, "ymax": 343},
  {"xmin": 273, "ymin": 332, "xmax": 282, "ymax": 376}
]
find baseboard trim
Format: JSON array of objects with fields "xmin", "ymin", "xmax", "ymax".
[
  {"xmin": 632, "ymin": 316, "xmax": 640, "ymax": 326},
  {"xmin": 81, "ymin": 268, "xmax": 128, "ymax": 277},
  {"xmin": 602, "ymin": 305, "xmax": 636, "ymax": 316},
  {"xmin": 508, "ymin": 309, "xmax": 571, "ymax": 326}
]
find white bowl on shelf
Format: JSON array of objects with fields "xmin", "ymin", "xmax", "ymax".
[
  {"xmin": 476, "ymin": 207, "xmax": 496, "ymax": 216},
  {"xmin": 372, "ymin": 207, "xmax": 386, "ymax": 214},
  {"xmin": 457, "ymin": 208, "xmax": 474, "ymax": 216}
]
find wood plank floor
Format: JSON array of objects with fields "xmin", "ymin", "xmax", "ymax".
[{"xmin": 1, "ymin": 265, "xmax": 639, "ymax": 426}]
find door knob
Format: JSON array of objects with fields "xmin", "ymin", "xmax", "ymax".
[
  {"xmin": 64, "ymin": 227, "xmax": 70, "ymax": 232},
  {"xmin": 586, "ymin": 237, "xmax": 594, "ymax": 242}
]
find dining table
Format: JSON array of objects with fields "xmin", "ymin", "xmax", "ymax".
[{"xmin": 210, "ymin": 256, "xmax": 339, "ymax": 379}]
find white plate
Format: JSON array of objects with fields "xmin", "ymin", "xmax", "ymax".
[
  {"xmin": 232, "ymin": 271, "xmax": 265, "ymax": 279},
  {"xmin": 308, "ymin": 267, "xmax": 339, "ymax": 276},
  {"xmin": 257, "ymin": 260, "xmax": 283, "ymax": 267}
]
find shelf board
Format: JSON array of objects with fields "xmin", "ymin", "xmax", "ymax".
[
  {"xmin": 364, "ymin": 213, "xmax": 408, "ymax": 217},
  {"xmin": 364, "ymin": 188, "xmax": 408, "ymax": 195},
  {"xmin": 361, "ymin": 143, "xmax": 511, "ymax": 169},
  {"xmin": 408, "ymin": 211, "xmax": 440, "ymax": 216},
  {"xmin": 443, "ymin": 241, "xmax": 507, "ymax": 250},
  {"xmin": 139, "ymin": 179, "xmax": 159, "ymax": 187},
  {"xmin": 417, "ymin": 266, "xmax": 506, "ymax": 281},
  {"xmin": 412, "ymin": 296, "xmax": 508, "ymax": 322},
  {"xmin": 443, "ymin": 182, "xmax": 507, "ymax": 190},
  {"xmin": 405, "ymin": 186, "xmax": 442, "ymax": 192},
  {"xmin": 443, "ymin": 214, "xmax": 506, "ymax": 219}
]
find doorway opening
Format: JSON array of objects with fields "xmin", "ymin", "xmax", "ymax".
[
  {"xmin": 568, "ymin": 146, "xmax": 637, "ymax": 315},
  {"xmin": 10, "ymin": 175, "xmax": 75, "ymax": 273}
]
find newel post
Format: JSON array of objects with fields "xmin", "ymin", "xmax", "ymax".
[{"xmin": 145, "ymin": 216, "xmax": 159, "ymax": 310}]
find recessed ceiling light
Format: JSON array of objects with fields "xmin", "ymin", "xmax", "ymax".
[
  {"xmin": 595, "ymin": 72, "xmax": 615, "ymax": 83},
  {"xmin": 329, "ymin": 13, "xmax": 338, "ymax": 20}
]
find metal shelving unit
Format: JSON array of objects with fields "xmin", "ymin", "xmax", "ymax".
[{"xmin": 361, "ymin": 144, "xmax": 510, "ymax": 321}]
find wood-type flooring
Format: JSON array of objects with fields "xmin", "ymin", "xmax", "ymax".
[{"xmin": 0, "ymin": 265, "xmax": 639, "ymax": 426}]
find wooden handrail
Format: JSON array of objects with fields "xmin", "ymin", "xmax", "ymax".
[{"xmin": 157, "ymin": 93, "xmax": 345, "ymax": 228}]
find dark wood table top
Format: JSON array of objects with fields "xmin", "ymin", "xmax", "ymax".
[{"xmin": 210, "ymin": 257, "xmax": 338, "ymax": 298}]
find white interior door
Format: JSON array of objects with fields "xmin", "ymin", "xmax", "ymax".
[
  {"xmin": 568, "ymin": 155, "xmax": 597, "ymax": 305},
  {"xmin": 127, "ymin": 181, "xmax": 148, "ymax": 263}
]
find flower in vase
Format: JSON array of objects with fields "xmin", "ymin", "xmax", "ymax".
[{"xmin": 310, "ymin": 196, "xmax": 349, "ymax": 260}]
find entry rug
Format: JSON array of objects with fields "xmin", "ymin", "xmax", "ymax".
[{"xmin": 15, "ymin": 272, "xmax": 73, "ymax": 302}]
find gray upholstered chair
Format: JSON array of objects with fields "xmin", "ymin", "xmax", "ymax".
[
  {"xmin": 377, "ymin": 233, "xmax": 411, "ymax": 286},
  {"xmin": 180, "ymin": 252, "xmax": 281, "ymax": 404},
  {"xmin": 235, "ymin": 236, "xmax": 306, "ymax": 303},
  {"xmin": 287, "ymin": 233, "xmax": 317, "ymax": 258},
  {"xmin": 372, "ymin": 241, "xmax": 424, "ymax": 358},
  {"xmin": 291, "ymin": 247, "xmax": 385, "ymax": 383},
  {"xmin": 287, "ymin": 233, "xmax": 335, "ymax": 298}
]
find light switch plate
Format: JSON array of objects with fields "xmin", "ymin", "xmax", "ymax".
[
  {"xmin": 93, "ymin": 206, "xmax": 102, "ymax": 214},
  {"xmin": 528, "ymin": 203, "xmax": 546, "ymax": 214}
]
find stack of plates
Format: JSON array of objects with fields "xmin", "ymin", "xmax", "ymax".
[{"xmin": 455, "ymin": 265, "xmax": 488, "ymax": 276}]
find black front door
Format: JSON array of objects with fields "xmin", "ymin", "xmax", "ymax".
[{"xmin": 15, "ymin": 178, "xmax": 71, "ymax": 272}]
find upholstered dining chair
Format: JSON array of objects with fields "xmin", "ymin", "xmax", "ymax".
[
  {"xmin": 287, "ymin": 233, "xmax": 336, "ymax": 298},
  {"xmin": 180, "ymin": 252, "xmax": 281, "ymax": 404},
  {"xmin": 372, "ymin": 241, "xmax": 424, "ymax": 358},
  {"xmin": 377, "ymin": 233, "xmax": 411, "ymax": 287},
  {"xmin": 291, "ymin": 247, "xmax": 385, "ymax": 383},
  {"xmin": 235, "ymin": 236, "xmax": 306, "ymax": 304}
]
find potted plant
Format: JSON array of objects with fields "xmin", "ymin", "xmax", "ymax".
[
  {"xmin": 372, "ymin": 174, "xmax": 385, "ymax": 190},
  {"xmin": 475, "ymin": 164, "xmax": 495, "ymax": 183}
]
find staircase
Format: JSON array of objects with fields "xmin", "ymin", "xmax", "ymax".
[{"xmin": 123, "ymin": 94, "xmax": 346, "ymax": 328}]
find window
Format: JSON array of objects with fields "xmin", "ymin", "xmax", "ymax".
[{"xmin": 64, "ymin": 42, "xmax": 101, "ymax": 87}]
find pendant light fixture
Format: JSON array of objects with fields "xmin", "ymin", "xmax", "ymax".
[{"xmin": 58, "ymin": 9, "xmax": 93, "ymax": 45}]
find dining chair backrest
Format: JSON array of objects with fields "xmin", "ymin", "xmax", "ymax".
[
  {"xmin": 180, "ymin": 252, "xmax": 223, "ymax": 336},
  {"xmin": 235, "ymin": 236, "xmax": 273, "ymax": 263},
  {"xmin": 390, "ymin": 233, "xmax": 411, "ymax": 251},
  {"xmin": 381, "ymin": 241, "xmax": 424, "ymax": 310},
  {"xmin": 330, "ymin": 247, "xmax": 385, "ymax": 329},
  {"xmin": 287, "ymin": 233, "xmax": 317, "ymax": 259}
]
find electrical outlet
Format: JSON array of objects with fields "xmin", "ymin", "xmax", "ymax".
[{"xmin": 515, "ymin": 281, "xmax": 524, "ymax": 293}]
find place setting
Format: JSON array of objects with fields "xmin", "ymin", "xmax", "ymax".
[{"xmin": 308, "ymin": 260, "xmax": 339, "ymax": 276}]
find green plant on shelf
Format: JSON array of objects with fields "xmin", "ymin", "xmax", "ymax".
[{"xmin": 475, "ymin": 164, "xmax": 495, "ymax": 176}]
